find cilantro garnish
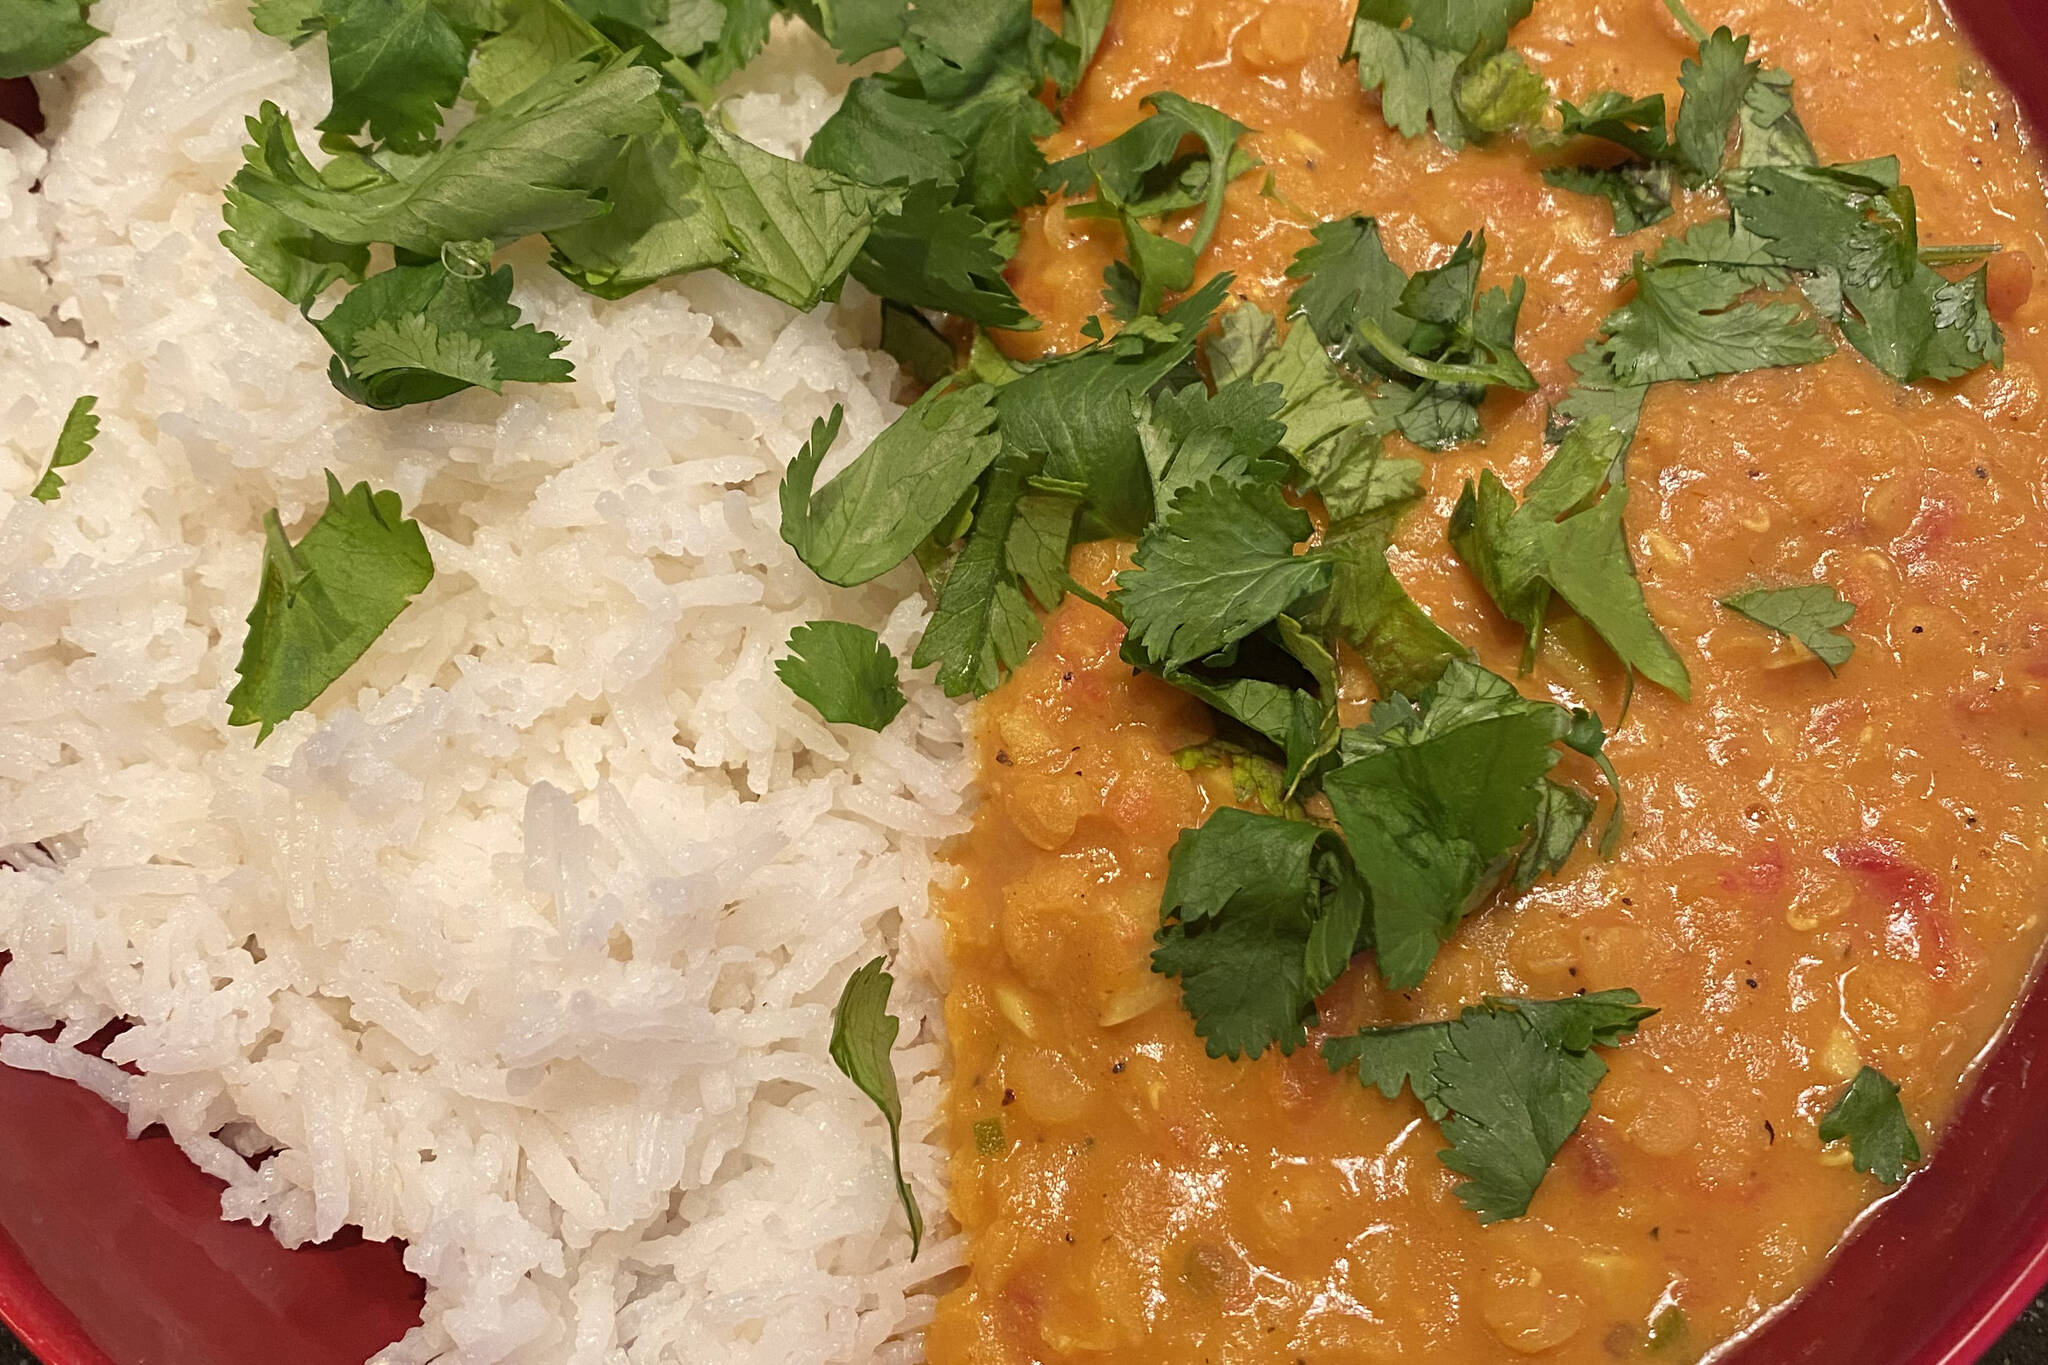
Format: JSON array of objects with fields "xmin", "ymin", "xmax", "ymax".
[
  {"xmin": 0, "ymin": 0, "xmax": 102, "ymax": 78},
  {"xmin": 225, "ymin": 473, "xmax": 435, "ymax": 743},
  {"xmin": 1116, "ymin": 477, "xmax": 1333, "ymax": 673},
  {"xmin": 1285, "ymin": 219, "xmax": 1535, "ymax": 449},
  {"xmin": 316, "ymin": 0, "xmax": 471, "ymax": 153},
  {"xmin": 1323, "ymin": 990, "xmax": 1656, "ymax": 1222},
  {"xmin": 911, "ymin": 461, "xmax": 1041, "ymax": 696},
  {"xmin": 1045, "ymin": 92, "xmax": 1259, "ymax": 316},
  {"xmin": 779, "ymin": 389, "xmax": 1002, "ymax": 589},
  {"xmin": 314, "ymin": 261, "xmax": 574, "ymax": 409},
  {"xmin": 1450, "ymin": 418, "xmax": 1691, "ymax": 697},
  {"xmin": 1543, "ymin": 163, "xmax": 1674, "ymax": 236},
  {"xmin": 1724, "ymin": 160, "xmax": 2005, "ymax": 381},
  {"xmin": 1324, "ymin": 661, "xmax": 1586, "ymax": 987},
  {"xmin": 1343, "ymin": 0, "xmax": 1536, "ymax": 150},
  {"xmin": 1818, "ymin": 1065, "xmax": 1921, "ymax": 1186},
  {"xmin": 828, "ymin": 957, "xmax": 924, "ymax": 1256},
  {"xmin": 1153, "ymin": 808, "xmax": 1368, "ymax": 1060},
  {"xmin": 1721, "ymin": 584, "xmax": 1855, "ymax": 671},
  {"xmin": 777, "ymin": 621, "xmax": 909, "ymax": 731},
  {"xmin": 29, "ymin": 396, "xmax": 100, "ymax": 504},
  {"xmin": 801, "ymin": 0, "xmax": 1102, "ymax": 328}
]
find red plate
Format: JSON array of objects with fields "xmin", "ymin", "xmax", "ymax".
[{"xmin": 4, "ymin": 4, "xmax": 2048, "ymax": 1359}]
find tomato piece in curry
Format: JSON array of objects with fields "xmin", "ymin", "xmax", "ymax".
[{"xmin": 931, "ymin": 0, "xmax": 2048, "ymax": 1360}]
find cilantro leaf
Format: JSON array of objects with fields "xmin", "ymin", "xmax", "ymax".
[
  {"xmin": 0, "ymin": 0, "xmax": 102, "ymax": 78},
  {"xmin": 698, "ymin": 123, "xmax": 899, "ymax": 309},
  {"xmin": 1818, "ymin": 1065, "xmax": 1921, "ymax": 1186},
  {"xmin": 1514, "ymin": 779, "xmax": 1595, "ymax": 891},
  {"xmin": 313, "ymin": 262, "xmax": 573, "ymax": 408},
  {"xmin": 1450, "ymin": 418, "xmax": 1691, "ymax": 696},
  {"xmin": 1322, "ymin": 991, "xmax": 1655, "ymax": 1221},
  {"xmin": 1724, "ymin": 163, "xmax": 2004, "ymax": 381},
  {"xmin": 29, "ymin": 395, "xmax": 100, "ymax": 504},
  {"xmin": 781, "ymin": 0, "xmax": 912, "ymax": 61},
  {"xmin": 829, "ymin": 957, "xmax": 924, "ymax": 1256},
  {"xmin": 779, "ymin": 387, "xmax": 1002, "ymax": 588},
  {"xmin": 1556, "ymin": 90, "xmax": 1670, "ymax": 163},
  {"xmin": 1153, "ymin": 807, "xmax": 1367, "ymax": 1060},
  {"xmin": 911, "ymin": 461, "xmax": 1040, "ymax": 696},
  {"xmin": 878, "ymin": 300, "xmax": 958, "ymax": 388},
  {"xmin": 1735, "ymin": 65, "xmax": 1816, "ymax": 170},
  {"xmin": 1116, "ymin": 476, "xmax": 1333, "ymax": 673},
  {"xmin": 993, "ymin": 283, "xmax": 1224, "ymax": 536},
  {"xmin": 777, "ymin": 621, "xmax": 908, "ymax": 730},
  {"xmin": 1247, "ymin": 315, "xmax": 1380, "ymax": 458},
  {"xmin": 802, "ymin": 0, "xmax": 1052, "ymax": 326},
  {"xmin": 1601, "ymin": 254, "xmax": 1834, "ymax": 384},
  {"xmin": 1673, "ymin": 26, "xmax": 1757, "ymax": 182},
  {"xmin": 850, "ymin": 183, "xmax": 1033, "ymax": 329},
  {"xmin": 1284, "ymin": 220, "xmax": 1533, "ymax": 447},
  {"xmin": 1137, "ymin": 377, "xmax": 1289, "ymax": 511},
  {"xmin": 1543, "ymin": 163, "xmax": 1673, "ymax": 235},
  {"xmin": 545, "ymin": 121, "xmax": 731, "ymax": 298},
  {"xmin": 1720, "ymin": 583, "xmax": 1855, "ymax": 671},
  {"xmin": 1322, "ymin": 1019, "xmax": 1454, "ymax": 1117},
  {"xmin": 1297, "ymin": 445, "xmax": 1472, "ymax": 698},
  {"xmin": 1323, "ymin": 661, "xmax": 1571, "ymax": 988},
  {"xmin": 1050, "ymin": 92, "xmax": 1256, "ymax": 315},
  {"xmin": 1344, "ymin": 0, "xmax": 1534, "ymax": 149},
  {"xmin": 317, "ymin": 0, "xmax": 473, "ymax": 152},
  {"xmin": 226, "ymin": 473, "xmax": 435, "ymax": 742},
  {"xmin": 221, "ymin": 182, "xmax": 373, "ymax": 311},
  {"xmin": 1005, "ymin": 490, "xmax": 1080, "ymax": 609},
  {"xmin": 1434, "ymin": 1007, "xmax": 1605, "ymax": 1221},
  {"xmin": 230, "ymin": 59, "xmax": 664, "ymax": 257}
]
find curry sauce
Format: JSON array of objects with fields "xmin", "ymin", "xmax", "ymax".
[{"xmin": 931, "ymin": 0, "xmax": 2048, "ymax": 1360}]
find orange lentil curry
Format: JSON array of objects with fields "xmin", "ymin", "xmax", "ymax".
[{"xmin": 928, "ymin": 0, "xmax": 2048, "ymax": 1360}]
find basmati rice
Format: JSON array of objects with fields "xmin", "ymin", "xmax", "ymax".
[{"xmin": 0, "ymin": 3, "xmax": 966, "ymax": 1361}]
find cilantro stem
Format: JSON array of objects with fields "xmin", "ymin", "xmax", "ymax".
[
  {"xmin": 670, "ymin": 59, "xmax": 719, "ymax": 110},
  {"xmin": 1660, "ymin": 0, "xmax": 1708, "ymax": 44},
  {"xmin": 1918, "ymin": 242, "xmax": 2002, "ymax": 265}
]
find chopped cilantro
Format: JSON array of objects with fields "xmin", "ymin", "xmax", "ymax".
[
  {"xmin": 1152, "ymin": 808, "xmax": 1368, "ymax": 1060},
  {"xmin": 1285, "ymin": 220, "xmax": 1533, "ymax": 450},
  {"xmin": 911, "ymin": 461, "xmax": 1041, "ymax": 696},
  {"xmin": 1724, "ymin": 161, "xmax": 2005, "ymax": 381},
  {"xmin": 777, "ymin": 621, "xmax": 908, "ymax": 731},
  {"xmin": 1117, "ymin": 477, "xmax": 1333, "ymax": 673},
  {"xmin": 698, "ymin": 123, "xmax": 900, "ymax": 309},
  {"xmin": 803, "ymin": 0, "xmax": 1076, "ymax": 328},
  {"xmin": 779, "ymin": 389, "xmax": 1002, "ymax": 588},
  {"xmin": 1721, "ymin": 583, "xmax": 1855, "ymax": 671},
  {"xmin": 1324, "ymin": 661, "xmax": 1578, "ymax": 987},
  {"xmin": 1673, "ymin": 27, "xmax": 1758, "ymax": 182},
  {"xmin": 1046, "ymin": 92, "xmax": 1257, "ymax": 315},
  {"xmin": 1450, "ymin": 418, "xmax": 1691, "ymax": 697},
  {"xmin": 1543, "ymin": 163, "xmax": 1674, "ymax": 236},
  {"xmin": 313, "ymin": 262, "xmax": 574, "ymax": 409},
  {"xmin": 317, "ymin": 0, "xmax": 472, "ymax": 153},
  {"xmin": 828, "ymin": 957, "xmax": 924, "ymax": 1256},
  {"xmin": 1555, "ymin": 90, "xmax": 1671, "ymax": 164},
  {"xmin": 1322, "ymin": 990, "xmax": 1656, "ymax": 1222},
  {"xmin": 226, "ymin": 474, "xmax": 435, "ymax": 743},
  {"xmin": 1600, "ymin": 253, "xmax": 1834, "ymax": 385},
  {"xmin": 29, "ymin": 396, "xmax": 100, "ymax": 504},
  {"xmin": 0, "ymin": 0, "xmax": 102, "ymax": 78},
  {"xmin": 878, "ymin": 301, "xmax": 958, "ymax": 387},
  {"xmin": 1344, "ymin": 0, "xmax": 1535, "ymax": 149},
  {"xmin": 229, "ymin": 61, "xmax": 665, "ymax": 258},
  {"xmin": 1818, "ymin": 1065, "xmax": 1921, "ymax": 1186}
]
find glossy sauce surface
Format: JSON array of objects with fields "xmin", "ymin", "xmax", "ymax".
[{"xmin": 932, "ymin": 1, "xmax": 2048, "ymax": 1360}]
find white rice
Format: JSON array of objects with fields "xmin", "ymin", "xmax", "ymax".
[{"xmin": 0, "ymin": 4, "xmax": 969, "ymax": 1361}]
